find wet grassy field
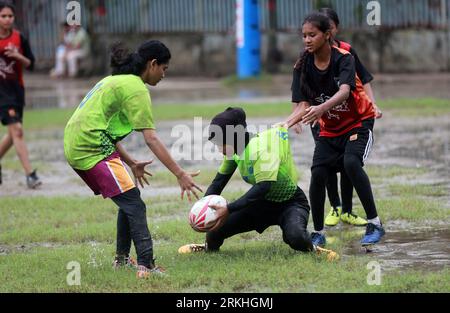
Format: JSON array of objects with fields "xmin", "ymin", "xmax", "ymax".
[{"xmin": 0, "ymin": 98, "xmax": 449, "ymax": 292}]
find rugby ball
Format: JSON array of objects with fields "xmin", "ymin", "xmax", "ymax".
[{"xmin": 189, "ymin": 195, "xmax": 227, "ymax": 232}]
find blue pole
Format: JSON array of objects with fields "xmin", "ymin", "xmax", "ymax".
[{"xmin": 236, "ymin": 0, "xmax": 261, "ymax": 78}]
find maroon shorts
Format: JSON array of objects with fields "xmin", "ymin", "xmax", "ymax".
[{"xmin": 74, "ymin": 152, "xmax": 135, "ymax": 198}]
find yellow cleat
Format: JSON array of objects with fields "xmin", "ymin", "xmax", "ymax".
[
  {"xmin": 315, "ymin": 246, "xmax": 340, "ymax": 262},
  {"xmin": 325, "ymin": 207, "xmax": 341, "ymax": 226},
  {"xmin": 178, "ymin": 244, "xmax": 206, "ymax": 254},
  {"xmin": 341, "ymin": 212, "xmax": 368, "ymax": 226}
]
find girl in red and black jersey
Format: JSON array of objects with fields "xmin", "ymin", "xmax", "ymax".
[
  {"xmin": 282, "ymin": 12, "xmax": 385, "ymax": 247},
  {"xmin": 320, "ymin": 7, "xmax": 382, "ymax": 120},
  {"xmin": 317, "ymin": 7, "xmax": 382, "ymax": 227},
  {"xmin": 292, "ymin": 8, "xmax": 381, "ymax": 228},
  {"xmin": 0, "ymin": 2, "xmax": 41, "ymax": 188}
]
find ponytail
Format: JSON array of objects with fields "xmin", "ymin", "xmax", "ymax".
[
  {"xmin": 110, "ymin": 40, "xmax": 171, "ymax": 76},
  {"xmin": 295, "ymin": 50, "xmax": 315, "ymax": 101},
  {"xmin": 110, "ymin": 42, "xmax": 144, "ymax": 75}
]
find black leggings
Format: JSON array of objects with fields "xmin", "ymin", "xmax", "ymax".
[
  {"xmin": 316, "ymin": 119, "xmax": 375, "ymax": 213},
  {"xmin": 310, "ymin": 154, "xmax": 378, "ymax": 231},
  {"xmin": 326, "ymin": 172, "xmax": 341, "ymax": 208},
  {"xmin": 111, "ymin": 188, "xmax": 154, "ymax": 268},
  {"xmin": 326, "ymin": 170, "xmax": 355, "ymax": 214},
  {"xmin": 206, "ymin": 188, "xmax": 314, "ymax": 252}
]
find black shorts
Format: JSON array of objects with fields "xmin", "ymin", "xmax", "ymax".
[
  {"xmin": 0, "ymin": 106, "xmax": 23, "ymax": 126},
  {"xmin": 250, "ymin": 187, "xmax": 310, "ymax": 234},
  {"xmin": 362, "ymin": 118, "xmax": 375, "ymax": 131},
  {"xmin": 211, "ymin": 187, "xmax": 310, "ymax": 235},
  {"xmin": 310, "ymin": 124, "xmax": 320, "ymax": 142},
  {"xmin": 312, "ymin": 126, "xmax": 374, "ymax": 169},
  {"xmin": 205, "ymin": 187, "xmax": 312, "ymax": 251}
]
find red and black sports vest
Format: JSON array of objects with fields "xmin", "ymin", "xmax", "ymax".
[{"xmin": 0, "ymin": 30, "xmax": 25, "ymax": 86}]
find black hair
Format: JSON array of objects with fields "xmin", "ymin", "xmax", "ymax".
[
  {"xmin": 295, "ymin": 12, "xmax": 331, "ymax": 101},
  {"xmin": 208, "ymin": 107, "xmax": 250, "ymax": 154},
  {"xmin": 319, "ymin": 7, "xmax": 340, "ymax": 27},
  {"xmin": 0, "ymin": 1, "xmax": 15, "ymax": 14},
  {"xmin": 110, "ymin": 40, "xmax": 171, "ymax": 76}
]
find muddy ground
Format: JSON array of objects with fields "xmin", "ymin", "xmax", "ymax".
[{"xmin": 0, "ymin": 74, "xmax": 449, "ymax": 272}]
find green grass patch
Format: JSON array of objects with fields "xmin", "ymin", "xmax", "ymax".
[
  {"xmin": 1, "ymin": 187, "xmax": 448, "ymax": 246},
  {"xmin": 0, "ymin": 156, "xmax": 50, "ymax": 173},
  {"xmin": 375, "ymin": 197, "xmax": 449, "ymax": 221},
  {"xmin": 378, "ymin": 98, "xmax": 450, "ymax": 116},
  {"xmin": 1, "ymin": 159, "xmax": 449, "ymax": 292},
  {"xmin": 221, "ymin": 73, "xmax": 274, "ymax": 87},
  {"xmin": 388, "ymin": 183, "xmax": 448, "ymax": 198},
  {"xmin": 365, "ymin": 165, "xmax": 428, "ymax": 180},
  {"xmin": 0, "ymin": 191, "xmax": 245, "ymax": 245},
  {"xmin": 1, "ymin": 236, "xmax": 449, "ymax": 292}
]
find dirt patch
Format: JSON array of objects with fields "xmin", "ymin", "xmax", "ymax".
[{"xmin": 1, "ymin": 114, "xmax": 449, "ymax": 201}]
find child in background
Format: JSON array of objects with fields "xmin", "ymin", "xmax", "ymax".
[{"xmin": 0, "ymin": 1, "xmax": 41, "ymax": 189}]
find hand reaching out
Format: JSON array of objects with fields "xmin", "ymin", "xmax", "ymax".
[
  {"xmin": 178, "ymin": 170, "xmax": 203, "ymax": 202},
  {"xmin": 302, "ymin": 105, "xmax": 326, "ymax": 127},
  {"xmin": 131, "ymin": 160, "xmax": 153, "ymax": 188}
]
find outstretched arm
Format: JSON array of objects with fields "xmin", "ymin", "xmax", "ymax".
[
  {"xmin": 282, "ymin": 101, "xmax": 310, "ymax": 129},
  {"xmin": 142, "ymin": 128, "xmax": 203, "ymax": 201}
]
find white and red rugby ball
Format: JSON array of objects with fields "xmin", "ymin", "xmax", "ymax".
[{"xmin": 189, "ymin": 195, "xmax": 227, "ymax": 232}]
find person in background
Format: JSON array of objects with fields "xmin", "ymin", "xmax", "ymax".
[
  {"xmin": 0, "ymin": 1, "xmax": 41, "ymax": 189},
  {"xmin": 50, "ymin": 22, "xmax": 91, "ymax": 78}
]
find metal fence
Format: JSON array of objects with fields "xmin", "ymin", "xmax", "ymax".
[{"xmin": 13, "ymin": 0, "xmax": 450, "ymax": 62}]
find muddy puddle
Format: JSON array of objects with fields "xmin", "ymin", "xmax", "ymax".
[{"xmin": 343, "ymin": 227, "xmax": 450, "ymax": 272}]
